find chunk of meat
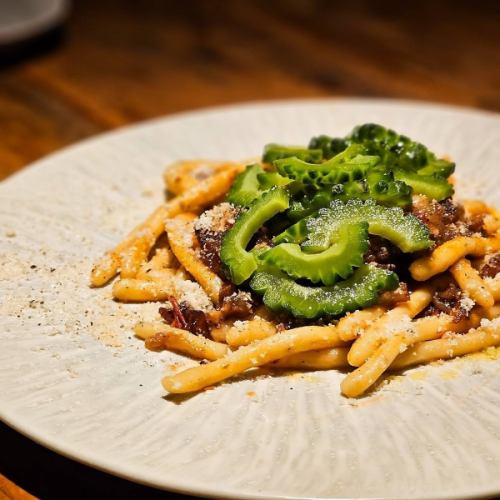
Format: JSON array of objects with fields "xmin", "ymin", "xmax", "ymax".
[
  {"xmin": 378, "ymin": 282, "xmax": 410, "ymax": 307},
  {"xmin": 196, "ymin": 229, "xmax": 225, "ymax": 277},
  {"xmin": 160, "ymin": 297, "xmax": 188, "ymax": 330},
  {"xmin": 421, "ymin": 281, "xmax": 469, "ymax": 323},
  {"xmin": 412, "ymin": 195, "xmax": 464, "ymax": 244},
  {"xmin": 219, "ymin": 291, "xmax": 254, "ymax": 320},
  {"xmin": 364, "ymin": 236, "xmax": 401, "ymax": 272},
  {"xmin": 411, "ymin": 195, "xmax": 486, "ymax": 245},
  {"xmin": 194, "ymin": 202, "xmax": 241, "ymax": 278},
  {"xmin": 467, "ymin": 214, "xmax": 486, "ymax": 234},
  {"xmin": 159, "ymin": 296, "xmax": 210, "ymax": 337},
  {"xmin": 479, "ymin": 253, "xmax": 500, "ymax": 278}
]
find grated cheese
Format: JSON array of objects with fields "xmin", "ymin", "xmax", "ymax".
[
  {"xmin": 194, "ymin": 202, "xmax": 238, "ymax": 233},
  {"xmin": 459, "ymin": 294, "xmax": 475, "ymax": 313},
  {"xmin": 173, "ymin": 275, "xmax": 213, "ymax": 312},
  {"xmin": 381, "ymin": 314, "xmax": 414, "ymax": 340}
]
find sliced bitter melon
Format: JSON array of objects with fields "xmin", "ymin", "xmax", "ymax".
[
  {"xmin": 274, "ymin": 144, "xmax": 379, "ymax": 190},
  {"xmin": 220, "ymin": 187, "xmax": 290, "ymax": 285},
  {"xmin": 250, "ymin": 264, "xmax": 399, "ymax": 319},
  {"xmin": 348, "ymin": 123, "xmax": 456, "ymax": 177},
  {"xmin": 308, "ymin": 124, "xmax": 455, "ymax": 201},
  {"xmin": 274, "ymin": 199, "xmax": 432, "ymax": 253},
  {"xmin": 227, "ymin": 164, "xmax": 294, "ymax": 207},
  {"xmin": 308, "ymin": 134, "xmax": 348, "ymax": 159},
  {"xmin": 263, "ymin": 144, "xmax": 323, "ymax": 163},
  {"xmin": 393, "ymin": 169, "xmax": 454, "ymax": 201},
  {"xmin": 286, "ymin": 168, "xmax": 412, "ymax": 221},
  {"xmin": 256, "ymin": 171, "xmax": 293, "ymax": 190},
  {"xmin": 259, "ymin": 223, "xmax": 368, "ymax": 285},
  {"xmin": 226, "ymin": 164, "xmax": 265, "ymax": 206}
]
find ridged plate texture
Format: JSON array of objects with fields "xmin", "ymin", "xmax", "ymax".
[{"xmin": 1, "ymin": 99, "xmax": 499, "ymax": 499}]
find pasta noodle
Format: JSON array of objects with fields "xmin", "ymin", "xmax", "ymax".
[
  {"xmin": 462, "ymin": 200, "xmax": 489, "ymax": 217},
  {"xmin": 135, "ymin": 322, "xmax": 230, "ymax": 360},
  {"xmin": 162, "ymin": 325, "xmax": 345, "ymax": 393},
  {"xmin": 112, "ymin": 277, "xmax": 176, "ymax": 302},
  {"xmin": 337, "ymin": 306, "xmax": 386, "ymax": 342},
  {"xmin": 90, "ymin": 166, "xmax": 242, "ymax": 287},
  {"xmin": 342, "ymin": 335, "xmax": 405, "ymax": 397},
  {"xmin": 224, "ymin": 318, "xmax": 277, "ymax": 347},
  {"xmin": 341, "ymin": 314, "xmax": 474, "ymax": 397},
  {"xmin": 135, "ymin": 268, "xmax": 177, "ymax": 282},
  {"xmin": 208, "ymin": 322, "xmax": 231, "ymax": 343},
  {"xmin": 450, "ymin": 258, "xmax": 494, "ymax": 308},
  {"xmin": 208, "ymin": 306, "xmax": 276, "ymax": 344},
  {"xmin": 347, "ymin": 287, "xmax": 432, "ymax": 367},
  {"xmin": 483, "ymin": 213, "xmax": 500, "ymax": 235},
  {"xmin": 136, "ymin": 247, "xmax": 176, "ymax": 279},
  {"xmin": 409, "ymin": 236, "xmax": 500, "ymax": 281},
  {"xmin": 90, "ymin": 252, "xmax": 121, "ymax": 287},
  {"xmin": 165, "ymin": 216, "xmax": 224, "ymax": 304},
  {"xmin": 164, "ymin": 160, "xmax": 243, "ymax": 195},
  {"xmin": 391, "ymin": 322, "xmax": 500, "ymax": 370},
  {"xmin": 90, "ymin": 143, "xmax": 500, "ymax": 398},
  {"xmin": 463, "ymin": 201, "xmax": 500, "ymax": 235},
  {"xmin": 271, "ymin": 347, "xmax": 349, "ymax": 370},
  {"xmin": 486, "ymin": 275, "xmax": 500, "ymax": 301},
  {"xmin": 482, "ymin": 304, "xmax": 500, "ymax": 320},
  {"xmin": 165, "ymin": 164, "xmax": 243, "ymax": 216},
  {"xmin": 119, "ymin": 233, "xmax": 156, "ymax": 279}
]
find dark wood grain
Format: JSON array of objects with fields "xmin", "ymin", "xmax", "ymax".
[
  {"xmin": 0, "ymin": 422, "xmax": 199, "ymax": 500},
  {"xmin": 0, "ymin": 473, "xmax": 36, "ymax": 500},
  {"xmin": 1, "ymin": 0, "xmax": 500, "ymax": 497},
  {"xmin": 1, "ymin": 0, "xmax": 500, "ymax": 181}
]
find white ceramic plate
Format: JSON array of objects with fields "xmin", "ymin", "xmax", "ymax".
[
  {"xmin": 0, "ymin": 0, "xmax": 69, "ymax": 45},
  {"xmin": 1, "ymin": 99, "xmax": 500, "ymax": 500}
]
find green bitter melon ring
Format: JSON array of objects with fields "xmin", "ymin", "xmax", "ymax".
[
  {"xmin": 250, "ymin": 264, "xmax": 399, "ymax": 319},
  {"xmin": 275, "ymin": 199, "xmax": 432, "ymax": 253},
  {"xmin": 260, "ymin": 199, "xmax": 431, "ymax": 286}
]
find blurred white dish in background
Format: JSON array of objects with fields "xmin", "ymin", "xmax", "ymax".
[{"xmin": 0, "ymin": 0, "xmax": 69, "ymax": 45}]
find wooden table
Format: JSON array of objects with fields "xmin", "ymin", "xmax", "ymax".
[{"xmin": 1, "ymin": 0, "xmax": 499, "ymax": 497}]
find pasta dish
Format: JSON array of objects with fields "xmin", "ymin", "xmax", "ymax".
[{"xmin": 90, "ymin": 123, "xmax": 500, "ymax": 397}]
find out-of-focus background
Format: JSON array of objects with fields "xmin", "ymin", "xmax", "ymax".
[
  {"xmin": 1, "ymin": 0, "xmax": 499, "ymax": 497},
  {"xmin": 1, "ymin": 0, "xmax": 500, "ymax": 183}
]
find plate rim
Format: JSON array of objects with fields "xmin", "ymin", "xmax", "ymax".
[
  {"xmin": 1, "ymin": 97, "xmax": 500, "ymax": 500},
  {"xmin": 2, "ymin": 96, "xmax": 499, "ymax": 187}
]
